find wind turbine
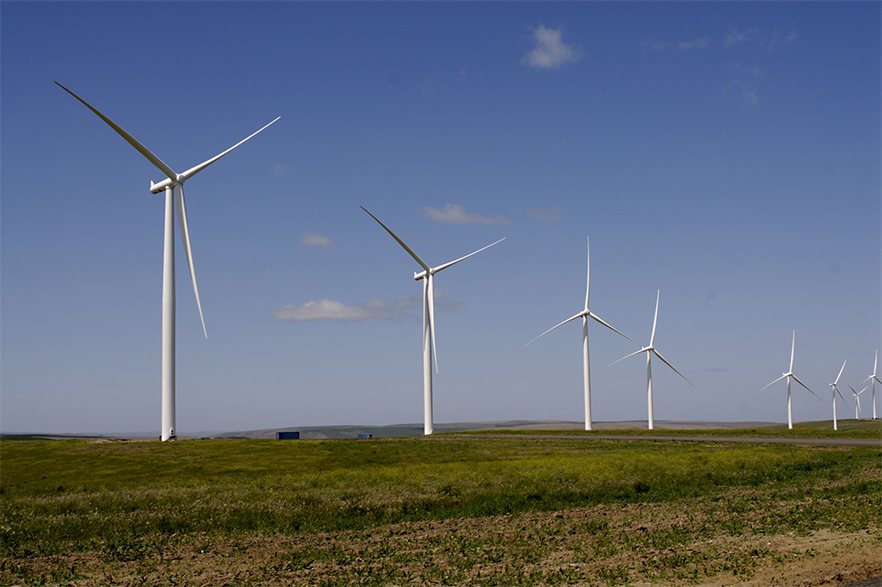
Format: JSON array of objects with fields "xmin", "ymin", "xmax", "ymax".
[
  {"xmin": 57, "ymin": 82, "xmax": 279, "ymax": 441},
  {"xmin": 609, "ymin": 290, "xmax": 692, "ymax": 430},
  {"xmin": 525, "ymin": 237, "xmax": 635, "ymax": 430},
  {"xmin": 360, "ymin": 206, "xmax": 504, "ymax": 435},
  {"xmin": 849, "ymin": 385, "xmax": 867, "ymax": 419},
  {"xmin": 825, "ymin": 360, "xmax": 848, "ymax": 431},
  {"xmin": 861, "ymin": 351, "xmax": 881, "ymax": 419},
  {"xmin": 761, "ymin": 331, "xmax": 819, "ymax": 429}
]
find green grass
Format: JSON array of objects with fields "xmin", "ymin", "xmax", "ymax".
[
  {"xmin": 1, "ymin": 433, "xmax": 879, "ymax": 563},
  {"xmin": 459, "ymin": 419, "xmax": 882, "ymax": 439}
]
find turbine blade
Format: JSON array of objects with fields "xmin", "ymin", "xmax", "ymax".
[
  {"xmin": 586, "ymin": 311, "xmax": 638, "ymax": 345},
  {"xmin": 428, "ymin": 273, "xmax": 438, "ymax": 373},
  {"xmin": 524, "ymin": 312, "xmax": 584, "ymax": 347},
  {"xmin": 360, "ymin": 206, "xmax": 431, "ymax": 272},
  {"xmin": 431, "ymin": 238, "xmax": 505, "ymax": 274},
  {"xmin": 177, "ymin": 117, "xmax": 280, "ymax": 182},
  {"xmin": 176, "ymin": 185, "xmax": 207, "ymax": 338},
  {"xmin": 835, "ymin": 360, "xmax": 846, "ymax": 385},
  {"xmin": 608, "ymin": 347, "xmax": 649, "ymax": 368},
  {"xmin": 56, "ymin": 82, "xmax": 177, "ymax": 182},
  {"xmin": 652, "ymin": 348, "xmax": 693, "ymax": 385},
  {"xmin": 791, "ymin": 374, "xmax": 819, "ymax": 400},
  {"xmin": 789, "ymin": 331, "xmax": 796, "ymax": 372},
  {"xmin": 762, "ymin": 374, "xmax": 788, "ymax": 391},
  {"xmin": 584, "ymin": 236, "xmax": 590, "ymax": 311},
  {"xmin": 835, "ymin": 386, "xmax": 848, "ymax": 405},
  {"xmin": 649, "ymin": 290, "xmax": 660, "ymax": 347}
]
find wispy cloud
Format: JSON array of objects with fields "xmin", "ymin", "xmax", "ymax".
[
  {"xmin": 424, "ymin": 203, "xmax": 509, "ymax": 226},
  {"xmin": 725, "ymin": 79, "xmax": 759, "ymax": 105},
  {"xmin": 299, "ymin": 234, "xmax": 332, "ymax": 248},
  {"xmin": 725, "ymin": 27, "xmax": 799, "ymax": 50},
  {"xmin": 273, "ymin": 163, "xmax": 291, "ymax": 176},
  {"xmin": 271, "ymin": 290, "xmax": 462, "ymax": 323},
  {"xmin": 522, "ymin": 25, "xmax": 579, "ymax": 69},
  {"xmin": 725, "ymin": 27, "xmax": 765, "ymax": 48},
  {"xmin": 642, "ymin": 38, "xmax": 709, "ymax": 53},
  {"xmin": 523, "ymin": 207, "xmax": 564, "ymax": 222},
  {"xmin": 271, "ymin": 299, "xmax": 391, "ymax": 322}
]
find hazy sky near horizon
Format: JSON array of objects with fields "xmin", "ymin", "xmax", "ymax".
[{"xmin": 2, "ymin": 2, "xmax": 880, "ymax": 434}]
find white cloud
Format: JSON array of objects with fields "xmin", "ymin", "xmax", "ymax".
[
  {"xmin": 741, "ymin": 88, "xmax": 759, "ymax": 105},
  {"xmin": 769, "ymin": 30, "xmax": 799, "ymax": 50},
  {"xmin": 273, "ymin": 163, "xmax": 291, "ymax": 176},
  {"xmin": 643, "ymin": 38, "xmax": 709, "ymax": 53},
  {"xmin": 271, "ymin": 299, "xmax": 389, "ymax": 322},
  {"xmin": 299, "ymin": 233, "xmax": 332, "ymax": 248},
  {"xmin": 725, "ymin": 27, "xmax": 798, "ymax": 51},
  {"xmin": 676, "ymin": 38, "xmax": 709, "ymax": 52},
  {"xmin": 725, "ymin": 79, "xmax": 759, "ymax": 105},
  {"xmin": 271, "ymin": 290, "xmax": 462, "ymax": 323},
  {"xmin": 423, "ymin": 203, "xmax": 509, "ymax": 226},
  {"xmin": 725, "ymin": 27, "xmax": 765, "ymax": 48},
  {"xmin": 522, "ymin": 25, "xmax": 579, "ymax": 69},
  {"xmin": 523, "ymin": 207, "xmax": 564, "ymax": 222}
]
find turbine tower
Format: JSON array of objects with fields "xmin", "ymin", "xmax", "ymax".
[
  {"xmin": 761, "ymin": 331, "xmax": 819, "ymax": 429},
  {"xmin": 361, "ymin": 206, "xmax": 504, "ymax": 435},
  {"xmin": 861, "ymin": 351, "xmax": 880, "ymax": 419},
  {"xmin": 825, "ymin": 360, "xmax": 848, "ymax": 431},
  {"xmin": 526, "ymin": 237, "xmax": 635, "ymax": 430},
  {"xmin": 58, "ymin": 82, "xmax": 279, "ymax": 441},
  {"xmin": 610, "ymin": 290, "xmax": 692, "ymax": 430}
]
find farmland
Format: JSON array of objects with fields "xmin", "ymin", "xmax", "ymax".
[{"xmin": 1, "ymin": 422, "xmax": 880, "ymax": 586}]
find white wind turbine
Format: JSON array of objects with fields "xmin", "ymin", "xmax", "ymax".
[
  {"xmin": 361, "ymin": 206, "xmax": 504, "ymax": 435},
  {"xmin": 609, "ymin": 290, "xmax": 692, "ymax": 430},
  {"xmin": 761, "ymin": 331, "xmax": 819, "ymax": 429},
  {"xmin": 849, "ymin": 385, "xmax": 867, "ymax": 419},
  {"xmin": 58, "ymin": 82, "xmax": 279, "ymax": 441},
  {"xmin": 525, "ymin": 237, "xmax": 636, "ymax": 431},
  {"xmin": 825, "ymin": 360, "xmax": 848, "ymax": 431},
  {"xmin": 861, "ymin": 351, "xmax": 881, "ymax": 419}
]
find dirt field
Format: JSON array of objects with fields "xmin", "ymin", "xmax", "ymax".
[{"xmin": 5, "ymin": 501, "xmax": 879, "ymax": 586}]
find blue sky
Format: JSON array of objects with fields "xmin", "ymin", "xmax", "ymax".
[{"xmin": 2, "ymin": 2, "xmax": 880, "ymax": 434}]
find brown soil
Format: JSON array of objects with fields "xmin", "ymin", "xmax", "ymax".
[{"xmin": 4, "ymin": 504, "xmax": 879, "ymax": 586}]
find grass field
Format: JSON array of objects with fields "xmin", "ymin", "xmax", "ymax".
[{"xmin": 1, "ymin": 421, "xmax": 880, "ymax": 586}]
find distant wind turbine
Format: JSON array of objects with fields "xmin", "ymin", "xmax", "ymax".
[
  {"xmin": 825, "ymin": 360, "xmax": 848, "ymax": 431},
  {"xmin": 761, "ymin": 331, "xmax": 819, "ymax": 429},
  {"xmin": 861, "ymin": 351, "xmax": 880, "ymax": 419},
  {"xmin": 849, "ymin": 385, "xmax": 867, "ymax": 419},
  {"xmin": 57, "ymin": 82, "xmax": 279, "ymax": 441},
  {"xmin": 609, "ymin": 290, "xmax": 692, "ymax": 430},
  {"xmin": 361, "ymin": 206, "xmax": 504, "ymax": 435},
  {"xmin": 525, "ymin": 237, "xmax": 636, "ymax": 431}
]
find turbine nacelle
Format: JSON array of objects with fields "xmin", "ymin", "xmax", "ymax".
[{"xmin": 150, "ymin": 177, "xmax": 182, "ymax": 194}]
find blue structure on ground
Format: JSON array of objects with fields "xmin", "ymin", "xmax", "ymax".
[{"xmin": 276, "ymin": 431, "xmax": 300, "ymax": 440}]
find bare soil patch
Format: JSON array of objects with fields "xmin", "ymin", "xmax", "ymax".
[{"xmin": 4, "ymin": 502, "xmax": 878, "ymax": 586}]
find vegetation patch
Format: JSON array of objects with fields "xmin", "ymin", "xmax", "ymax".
[{"xmin": 1, "ymin": 433, "xmax": 879, "ymax": 585}]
